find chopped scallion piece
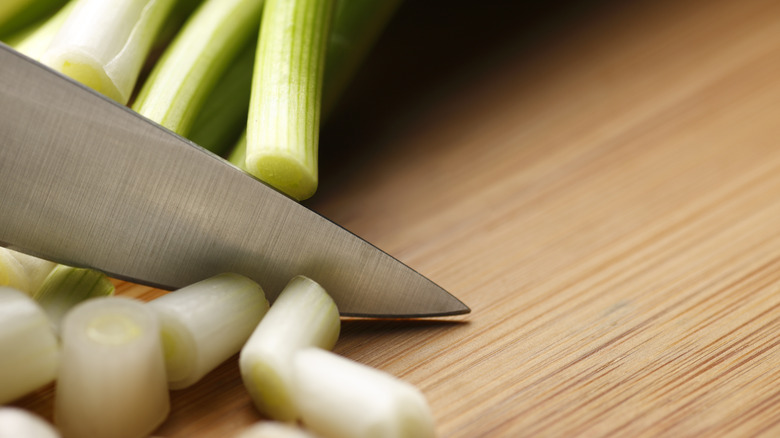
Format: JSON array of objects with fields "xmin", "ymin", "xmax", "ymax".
[
  {"xmin": 132, "ymin": 0, "xmax": 263, "ymax": 137},
  {"xmin": 245, "ymin": 0, "xmax": 335, "ymax": 200},
  {"xmin": 55, "ymin": 296, "xmax": 169, "ymax": 438},
  {"xmin": 234, "ymin": 422, "xmax": 318, "ymax": 438},
  {"xmin": 148, "ymin": 273, "xmax": 269, "ymax": 389},
  {"xmin": 292, "ymin": 348, "xmax": 435, "ymax": 438},
  {"xmin": 40, "ymin": 0, "xmax": 177, "ymax": 104},
  {"xmin": 0, "ymin": 287, "xmax": 60, "ymax": 405},
  {"xmin": 227, "ymin": 130, "xmax": 248, "ymax": 171},
  {"xmin": 0, "ymin": 248, "xmax": 31, "ymax": 294},
  {"xmin": 0, "ymin": 407, "xmax": 61, "ymax": 438},
  {"xmin": 34, "ymin": 264, "xmax": 115, "ymax": 333},
  {"xmin": 239, "ymin": 275, "xmax": 340, "ymax": 422},
  {"xmin": 5, "ymin": 249, "xmax": 57, "ymax": 297}
]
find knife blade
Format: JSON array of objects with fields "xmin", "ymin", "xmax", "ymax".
[{"xmin": 0, "ymin": 43, "xmax": 468, "ymax": 318}]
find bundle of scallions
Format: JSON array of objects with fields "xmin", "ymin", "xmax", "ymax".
[{"xmin": 0, "ymin": 0, "xmax": 437, "ymax": 437}]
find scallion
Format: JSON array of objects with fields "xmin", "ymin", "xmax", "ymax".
[
  {"xmin": 0, "ymin": 407, "xmax": 60, "ymax": 438},
  {"xmin": 292, "ymin": 348, "xmax": 435, "ymax": 438},
  {"xmin": 40, "ymin": 0, "xmax": 177, "ymax": 104},
  {"xmin": 132, "ymin": 0, "xmax": 263, "ymax": 137},
  {"xmin": 239, "ymin": 275, "xmax": 340, "ymax": 421},
  {"xmin": 244, "ymin": 0, "xmax": 335, "ymax": 201},
  {"xmin": 55, "ymin": 296, "xmax": 169, "ymax": 438},
  {"xmin": 0, "ymin": 248, "xmax": 32, "ymax": 294},
  {"xmin": 6, "ymin": 0, "xmax": 74, "ymax": 60},
  {"xmin": 5, "ymin": 249, "xmax": 57, "ymax": 296},
  {"xmin": 234, "ymin": 422, "xmax": 318, "ymax": 438},
  {"xmin": 147, "ymin": 273, "xmax": 269, "ymax": 389},
  {"xmin": 34, "ymin": 264, "xmax": 115, "ymax": 333},
  {"xmin": 0, "ymin": 287, "xmax": 60, "ymax": 405}
]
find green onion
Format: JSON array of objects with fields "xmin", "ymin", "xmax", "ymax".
[
  {"xmin": 234, "ymin": 422, "xmax": 318, "ymax": 438},
  {"xmin": 34, "ymin": 265, "xmax": 115, "ymax": 333},
  {"xmin": 321, "ymin": 0, "xmax": 402, "ymax": 115},
  {"xmin": 4, "ymin": 0, "xmax": 74, "ymax": 60},
  {"xmin": 244, "ymin": 0, "xmax": 335, "ymax": 201},
  {"xmin": 55, "ymin": 296, "xmax": 169, "ymax": 438},
  {"xmin": 227, "ymin": 130, "xmax": 248, "ymax": 171},
  {"xmin": 188, "ymin": 40, "xmax": 255, "ymax": 155},
  {"xmin": 0, "ymin": 407, "xmax": 61, "ymax": 438},
  {"xmin": 4, "ymin": 249, "xmax": 57, "ymax": 297},
  {"xmin": 0, "ymin": 0, "xmax": 66, "ymax": 40},
  {"xmin": 0, "ymin": 248, "xmax": 32, "ymax": 294},
  {"xmin": 239, "ymin": 275, "xmax": 340, "ymax": 422},
  {"xmin": 147, "ymin": 273, "xmax": 269, "ymax": 390},
  {"xmin": 0, "ymin": 287, "xmax": 60, "ymax": 405},
  {"xmin": 40, "ymin": 0, "xmax": 177, "ymax": 104},
  {"xmin": 132, "ymin": 0, "xmax": 263, "ymax": 137},
  {"xmin": 292, "ymin": 348, "xmax": 435, "ymax": 438}
]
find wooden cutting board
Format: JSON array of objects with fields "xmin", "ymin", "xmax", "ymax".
[{"xmin": 14, "ymin": 0, "xmax": 780, "ymax": 436}]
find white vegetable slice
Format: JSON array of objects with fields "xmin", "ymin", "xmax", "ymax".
[
  {"xmin": 34, "ymin": 265, "xmax": 115, "ymax": 333},
  {"xmin": 147, "ymin": 273, "xmax": 269, "ymax": 389},
  {"xmin": 0, "ymin": 407, "xmax": 60, "ymax": 438},
  {"xmin": 0, "ymin": 248, "xmax": 30, "ymax": 294},
  {"xmin": 0, "ymin": 287, "xmax": 60, "ymax": 404},
  {"xmin": 292, "ymin": 348, "xmax": 436, "ymax": 438},
  {"xmin": 54, "ymin": 296, "xmax": 169, "ymax": 438},
  {"xmin": 40, "ymin": 0, "xmax": 176, "ymax": 104},
  {"xmin": 239, "ymin": 275, "xmax": 340, "ymax": 421},
  {"xmin": 233, "ymin": 422, "xmax": 319, "ymax": 438},
  {"xmin": 7, "ymin": 250, "xmax": 57, "ymax": 295}
]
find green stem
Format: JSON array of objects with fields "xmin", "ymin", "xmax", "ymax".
[
  {"xmin": 245, "ymin": 0, "xmax": 335, "ymax": 201},
  {"xmin": 132, "ymin": 0, "xmax": 263, "ymax": 137}
]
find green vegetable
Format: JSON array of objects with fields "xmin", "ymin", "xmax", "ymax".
[
  {"xmin": 4, "ymin": 0, "xmax": 74, "ymax": 60},
  {"xmin": 321, "ymin": 0, "xmax": 402, "ymax": 115},
  {"xmin": 244, "ymin": 0, "xmax": 335, "ymax": 201},
  {"xmin": 0, "ymin": 0, "xmax": 67, "ymax": 40},
  {"xmin": 188, "ymin": 39, "xmax": 255, "ymax": 155},
  {"xmin": 40, "ymin": 0, "xmax": 177, "ymax": 104},
  {"xmin": 0, "ymin": 248, "xmax": 32, "ymax": 294},
  {"xmin": 292, "ymin": 348, "xmax": 435, "ymax": 438},
  {"xmin": 148, "ymin": 273, "xmax": 269, "ymax": 389},
  {"xmin": 132, "ymin": 0, "xmax": 263, "ymax": 137},
  {"xmin": 34, "ymin": 264, "xmax": 115, "ymax": 333},
  {"xmin": 239, "ymin": 275, "xmax": 340, "ymax": 421},
  {"xmin": 55, "ymin": 296, "xmax": 169, "ymax": 438},
  {"xmin": 0, "ymin": 287, "xmax": 60, "ymax": 405}
]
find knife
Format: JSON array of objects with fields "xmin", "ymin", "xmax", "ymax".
[{"xmin": 0, "ymin": 43, "xmax": 468, "ymax": 318}]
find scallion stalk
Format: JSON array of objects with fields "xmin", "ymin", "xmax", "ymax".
[
  {"xmin": 234, "ymin": 422, "xmax": 318, "ymax": 438},
  {"xmin": 55, "ymin": 296, "xmax": 169, "ymax": 438},
  {"xmin": 0, "ymin": 287, "xmax": 60, "ymax": 405},
  {"xmin": 0, "ymin": 0, "xmax": 66, "ymax": 40},
  {"xmin": 4, "ymin": 249, "xmax": 57, "ymax": 297},
  {"xmin": 34, "ymin": 264, "xmax": 115, "ymax": 333},
  {"xmin": 244, "ymin": 0, "xmax": 335, "ymax": 201},
  {"xmin": 131, "ymin": 0, "xmax": 263, "ymax": 137},
  {"xmin": 292, "ymin": 348, "xmax": 435, "ymax": 438},
  {"xmin": 321, "ymin": 0, "xmax": 403, "ymax": 115},
  {"xmin": 0, "ymin": 248, "xmax": 32, "ymax": 294},
  {"xmin": 227, "ymin": 130, "xmax": 248, "ymax": 171},
  {"xmin": 0, "ymin": 407, "xmax": 61, "ymax": 438},
  {"xmin": 40, "ymin": 0, "xmax": 177, "ymax": 104},
  {"xmin": 6, "ymin": 0, "xmax": 74, "ymax": 60},
  {"xmin": 147, "ymin": 273, "xmax": 269, "ymax": 389},
  {"xmin": 239, "ymin": 275, "xmax": 340, "ymax": 422},
  {"xmin": 187, "ymin": 40, "xmax": 255, "ymax": 155}
]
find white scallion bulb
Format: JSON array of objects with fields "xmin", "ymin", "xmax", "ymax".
[
  {"xmin": 0, "ymin": 287, "xmax": 59, "ymax": 404},
  {"xmin": 148, "ymin": 273, "xmax": 269, "ymax": 389},
  {"xmin": 233, "ymin": 421, "xmax": 319, "ymax": 438},
  {"xmin": 239, "ymin": 275, "xmax": 340, "ymax": 421},
  {"xmin": 54, "ymin": 296, "xmax": 169, "ymax": 438},
  {"xmin": 292, "ymin": 348, "xmax": 436, "ymax": 438}
]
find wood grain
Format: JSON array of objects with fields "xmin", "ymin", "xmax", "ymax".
[{"xmin": 13, "ymin": 0, "xmax": 780, "ymax": 436}]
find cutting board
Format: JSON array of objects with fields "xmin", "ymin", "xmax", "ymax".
[{"xmin": 13, "ymin": 0, "xmax": 780, "ymax": 436}]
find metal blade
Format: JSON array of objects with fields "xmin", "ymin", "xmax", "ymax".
[{"xmin": 0, "ymin": 44, "xmax": 468, "ymax": 317}]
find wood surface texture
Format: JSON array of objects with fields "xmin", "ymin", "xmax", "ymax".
[{"xmin": 13, "ymin": 0, "xmax": 780, "ymax": 436}]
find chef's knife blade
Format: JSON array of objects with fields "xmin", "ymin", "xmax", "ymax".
[{"xmin": 0, "ymin": 44, "xmax": 469, "ymax": 318}]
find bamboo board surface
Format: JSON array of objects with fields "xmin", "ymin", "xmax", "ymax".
[{"xmin": 13, "ymin": 0, "xmax": 780, "ymax": 436}]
